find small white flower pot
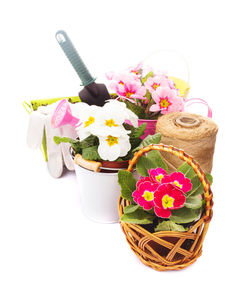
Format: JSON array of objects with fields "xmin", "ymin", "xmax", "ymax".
[{"xmin": 74, "ymin": 164, "xmax": 123, "ymax": 223}]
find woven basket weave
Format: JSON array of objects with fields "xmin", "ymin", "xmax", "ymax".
[{"xmin": 118, "ymin": 144, "xmax": 213, "ymax": 271}]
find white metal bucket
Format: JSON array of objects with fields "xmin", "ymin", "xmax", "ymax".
[{"xmin": 74, "ymin": 164, "xmax": 122, "ymax": 223}]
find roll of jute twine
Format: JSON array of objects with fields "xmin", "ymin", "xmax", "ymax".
[{"xmin": 156, "ymin": 112, "xmax": 218, "ymax": 173}]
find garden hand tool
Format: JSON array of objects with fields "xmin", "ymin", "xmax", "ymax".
[{"xmin": 55, "ymin": 30, "xmax": 110, "ymax": 106}]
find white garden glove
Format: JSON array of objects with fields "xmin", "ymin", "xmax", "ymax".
[{"xmin": 26, "ymin": 101, "xmax": 77, "ymax": 178}]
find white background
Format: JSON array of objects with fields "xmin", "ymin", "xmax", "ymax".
[{"xmin": 0, "ymin": 1, "xmax": 250, "ymax": 291}]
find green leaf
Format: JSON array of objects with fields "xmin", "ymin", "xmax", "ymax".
[
  {"xmin": 186, "ymin": 173, "xmax": 213, "ymax": 197},
  {"xmin": 81, "ymin": 135, "xmax": 99, "ymax": 147},
  {"xmin": 206, "ymin": 173, "xmax": 213, "ymax": 185},
  {"xmin": 147, "ymin": 150, "xmax": 168, "ymax": 172},
  {"xmin": 170, "ymin": 207, "xmax": 202, "ymax": 224},
  {"xmin": 144, "ymin": 89, "xmax": 152, "ymax": 104},
  {"xmin": 53, "ymin": 136, "xmax": 82, "ymax": 153},
  {"xmin": 81, "ymin": 146, "xmax": 102, "ymax": 161},
  {"xmin": 54, "ymin": 136, "xmax": 76, "ymax": 145},
  {"xmin": 141, "ymin": 71, "xmax": 154, "ymax": 85},
  {"xmin": 121, "ymin": 208, "xmax": 155, "ymax": 224},
  {"xmin": 155, "ymin": 220, "xmax": 187, "ymax": 232},
  {"xmin": 123, "ymin": 123, "xmax": 134, "ymax": 131},
  {"xmin": 184, "ymin": 196, "xmax": 202, "ymax": 209},
  {"xmin": 177, "ymin": 162, "xmax": 196, "ymax": 179},
  {"xmin": 53, "ymin": 134, "xmax": 99, "ymax": 154},
  {"xmin": 133, "ymin": 133, "xmax": 162, "ymax": 152},
  {"xmin": 123, "ymin": 204, "xmax": 140, "ymax": 214},
  {"xmin": 124, "ymin": 100, "xmax": 146, "ymax": 119},
  {"xmin": 130, "ymin": 123, "xmax": 146, "ymax": 139},
  {"xmin": 129, "ymin": 123, "xmax": 146, "ymax": 148},
  {"xmin": 118, "ymin": 170, "xmax": 137, "ymax": 201},
  {"xmin": 136, "ymin": 155, "xmax": 156, "ymax": 177},
  {"xmin": 136, "ymin": 150, "xmax": 168, "ymax": 177}
]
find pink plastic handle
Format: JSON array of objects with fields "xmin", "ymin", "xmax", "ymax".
[
  {"xmin": 51, "ymin": 99, "xmax": 81, "ymax": 128},
  {"xmin": 184, "ymin": 98, "xmax": 212, "ymax": 118}
]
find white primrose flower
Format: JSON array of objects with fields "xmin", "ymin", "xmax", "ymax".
[
  {"xmin": 73, "ymin": 104, "xmax": 102, "ymax": 140},
  {"xmin": 104, "ymin": 99, "xmax": 138, "ymax": 127},
  {"xmin": 97, "ymin": 134, "xmax": 131, "ymax": 161},
  {"xmin": 91, "ymin": 104, "xmax": 131, "ymax": 137}
]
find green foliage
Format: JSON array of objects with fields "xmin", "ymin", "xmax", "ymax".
[
  {"xmin": 184, "ymin": 196, "xmax": 202, "ymax": 209},
  {"xmin": 141, "ymin": 71, "xmax": 154, "ymax": 85},
  {"xmin": 54, "ymin": 135, "xmax": 99, "ymax": 155},
  {"xmin": 133, "ymin": 133, "xmax": 162, "ymax": 152},
  {"xmin": 81, "ymin": 146, "xmax": 102, "ymax": 161},
  {"xmin": 147, "ymin": 151, "xmax": 168, "ymax": 172},
  {"xmin": 177, "ymin": 162, "xmax": 196, "ymax": 179},
  {"xmin": 170, "ymin": 207, "xmax": 202, "ymax": 224},
  {"xmin": 121, "ymin": 208, "xmax": 155, "ymax": 225},
  {"xmin": 54, "ymin": 136, "xmax": 77, "ymax": 145},
  {"xmin": 118, "ymin": 170, "xmax": 137, "ymax": 201},
  {"xmin": 123, "ymin": 100, "xmax": 146, "ymax": 119},
  {"xmin": 155, "ymin": 220, "xmax": 187, "ymax": 232},
  {"xmin": 144, "ymin": 90, "xmax": 152, "ymax": 104},
  {"xmin": 136, "ymin": 150, "xmax": 168, "ymax": 177},
  {"xmin": 136, "ymin": 156, "xmax": 156, "ymax": 177},
  {"xmin": 54, "ymin": 136, "xmax": 82, "ymax": 153},
  {"xmin": 129, "ymin": 123, "xmax": 146, "ymax": 148},
  {"xmin": 186, "ymin": 173, "xmax": 213, "ymax": 197},
  {"xmin": 123, "ymin": 204, "xmax": 140, "ymax": 214}
]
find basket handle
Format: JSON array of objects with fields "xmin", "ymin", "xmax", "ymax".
[
  {"xmin": 141, "ymin": 49, "xmax": 190, "ymax": 84},
  {"xmin": 126, "ymin": 144, "xmax": 213, "ymax": 222}
]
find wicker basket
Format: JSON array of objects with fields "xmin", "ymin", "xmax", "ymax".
[{"xmin": 118, "ymin": 144, "xmax": 213, "ymax": 271}]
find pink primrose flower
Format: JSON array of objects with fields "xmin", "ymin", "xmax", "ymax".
[
  {"xmin": 153, "ymin": 184, "xmax": 186, "ymax": 218},
  {"xmin": 148, "ymin": 167, "xmax": 168, "ymax": 184},
  {"xmin": 127, "ymin": 63, "xmax": 143, "ymax": 78},
  {"xmin": 149, "ymin": 86, "xmax": 184, "ymax": 114},
  {"xmin": 132, "ymin": 181, "xmax": 159, "ymax": 210},
  {"xmin": 108, "ymin": 73, "xmax": 136, "ymax": 92},
  {"xmin": 116, "ymin": 80, "xmax": 146, "ymax": 100},
  {"xmin": 136, "ymin": 176, "xmax": 152, "ymax": 188},
  {"xmin": 161, "ymin": 172, "xmax": 192, "ymax": 193},
  {"xmin": 144, "ymin": 75, "xmax": 170, "ymax": 94}
]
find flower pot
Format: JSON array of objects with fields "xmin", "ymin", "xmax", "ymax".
[
  {"xmin": 118, "ymin": 144, "xmax": 213, "ymax": 271},
  {"xmin": 72, "ymin": 150, "xmax": 130, "ymax": 223},
  {"xmin": 138, "ymin": 119, "xmax": 157, "ymax": 139},
  {"xmin": 74, "ymin": 164, "xmax": 122, "ymax": 223}
]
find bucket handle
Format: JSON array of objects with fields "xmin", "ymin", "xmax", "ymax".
[
  {"xmin": 184, "ymin": 98, "xmax": 213, "ymax": 118},
  {"xmin": 74, "ymin": 154, "xmax": 102, "ymax": 172},
  {"xmin": 140, "ymin": 49, "xmax": 190, "ymax": 84}
]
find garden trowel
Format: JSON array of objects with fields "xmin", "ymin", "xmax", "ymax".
[{"xmin": 55, "ymin": 30, "xmax": 110, "ymax": 106}]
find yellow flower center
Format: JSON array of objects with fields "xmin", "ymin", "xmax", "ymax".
[
  {"xmin": 162, "ymin": 195, "xmax": 174, "ymax": 209},
  {"xmin": 106, "ymin": 135, "xmax": 119, "ymax": 147},
  {"xmin": 155, "ymin": 174, "xmax": 164, "ymax": 183},
  {"xmin": 126, "ymin": 92, "xmax": 133, "ymax": 98},
  {"xmin": 105, "ymin": 119, "xmax": 118, "ymax": 127},
  {"xmin": 131, "ymin": 70, "xmax": 139, "ymax": 75},
  {"xmin": 173, "ymin": 180, "xmax": 182, "ymax": 189},
  {"xmin": 142, "ymin": 191, "xmax": 154, "ymax": 201},
  {"xmin": 160, "ymin": 98, "xmax": 171, "ymax": 109},
  {"xmin": 152, "ymin": 83, "xmax": 159, "ymax": 90},
  {"xmin": 84, "ymin": 116, "xmax": 95, "ymax": 128},
  {"xmin": 119, "ymin": 81, "xmax": 124, "ymax": 86}
]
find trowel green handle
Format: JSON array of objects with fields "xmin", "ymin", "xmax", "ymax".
[{"xmin": 55, "ymin": 30, "xmax": 96, "ymax": 86}]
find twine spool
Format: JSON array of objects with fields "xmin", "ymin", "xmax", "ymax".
[{"xmin": 156, "ymin": 112, "xmax": 218, "ymax": 173}]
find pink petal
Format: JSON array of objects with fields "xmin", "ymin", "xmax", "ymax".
[
  {"xmin": 154, "ymin": 206, "xmax": 171, "ymax": 218},
  {"xmin": 150, "ymin": 104, "xmax": 161, "ymax": 112},
  {"xmin": 152, "ymin": 92, "xmax": 160, "ymax": 103}
]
